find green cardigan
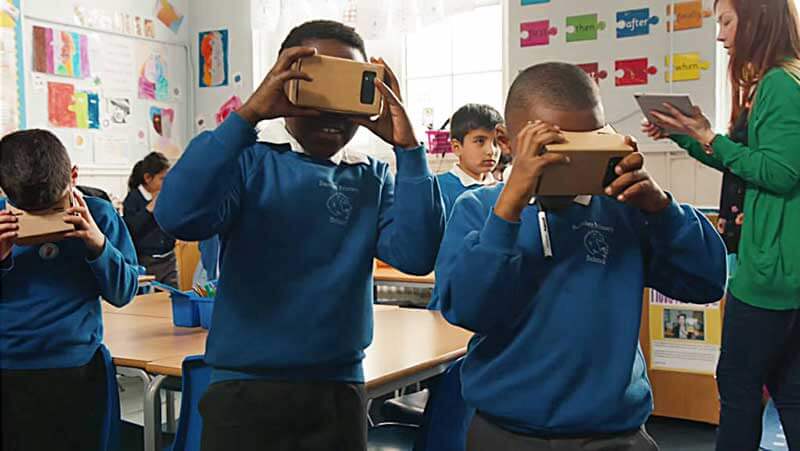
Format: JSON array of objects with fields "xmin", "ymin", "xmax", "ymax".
[{"xmin": 671, "ymin": 67, "xmax": 800, "ymax": 310}]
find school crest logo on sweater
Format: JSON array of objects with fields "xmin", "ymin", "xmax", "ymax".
[
  {"xmin": 573, "ymin": 221, "xmax": 613, "ymax": 265},
  {"xmin": 327, "ymin": 192, "xmax": 353, "ymax": 225},
  {"xmin": 321, "ymin": 180, "xmax": 358, "ymax": 225}
]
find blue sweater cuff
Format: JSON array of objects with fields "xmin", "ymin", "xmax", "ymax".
[
  {"xmin": 480, "ymin": 211, "xmax": 521, "ymax": 252},
  {"xmin": 644, "ymin": 194, "xmax": 685, "ymax": 232},
  {"xmin": 394, "ymin": 146, "xmax": 432, "ymax": 178},
  {"xmin": 214, "ymin": 112, "xmax": 257, "ymax": 150},
  {"xmin": 86, "ymin": 238, "xmax": 114, "ymax": 268}
]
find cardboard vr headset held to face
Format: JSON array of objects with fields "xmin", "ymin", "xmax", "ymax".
[
  {"xmin": 6, "ymin": 195, "xmax": 75, "ymax": 246},
  {"xmin": 286, "ymin": 55, "xmax": 385, "ymax": 116},
  {"xmin": 535, "ymin": 131, "xmax": 635, "ymax": 196}
]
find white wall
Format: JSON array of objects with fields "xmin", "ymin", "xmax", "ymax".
[{"xmin": 189, "ymin": 0, "xmax": 254, "ymax": 139}]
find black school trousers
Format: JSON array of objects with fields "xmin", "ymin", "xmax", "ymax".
[
  {"xmin": 199, "ymin": 379, "xmax": 368, "ymax": 451},
  {"xmin": 1, "ymin": 349, "xmax": 107, "ymax": 451}
]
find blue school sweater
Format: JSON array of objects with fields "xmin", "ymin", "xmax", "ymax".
[
  {"xmin": 0, "ymin": 197, "xmax": 139, "ymax": 370},
  {"xmin": 154, "ymin": 113, "xmax": 445, "ymax": 384},
  {"xmin": 436, "ymin": 169, "xmax": 495, "ymax": 219},
  {"xmin": 436, "ymin": 185, "xmax": 727, "ymax": 435}
]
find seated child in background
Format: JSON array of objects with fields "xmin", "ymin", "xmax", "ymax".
[
  {"xmin": 0, "ymin": 129, "xmax": 139, "ymax": 451},
  {"xmin": 436, "ymin": 62, "xmax": 727, "ymax": 450},
  {"xmin": 123, "ymin": 151, "xmax": 177, "ymax": 286},
  {"xmin": 437, "ymin": 104, "xmax": 503, "ymax": 218},
  {"xmin": 154, "ymin": 20, "xmax": 445, "ymax": 451}
]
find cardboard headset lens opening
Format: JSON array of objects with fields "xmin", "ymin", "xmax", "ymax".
[
  {"xmin": 8, "ymin": 193, "xmax": 76, "ymax": 246},
  {"xmin": 286, "ymin": 55, "xmax": 385, "ymax": 116}
]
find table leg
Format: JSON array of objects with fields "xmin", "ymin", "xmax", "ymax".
[
  {"xmin": 145, "ymin": 375, "xmax": 168, "ymax": 451},
  {"xmin": 165, "ymin": 390, "xmax": 177, "ymax": 433},
  {"xmin": 116, "ymin": 367, "xmax": 152, "ymax": 448}
]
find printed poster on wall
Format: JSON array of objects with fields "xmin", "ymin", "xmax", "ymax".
[
  {"xmin": 648, "ymin": 289, "xmax": 722, "ymax": 375},
  {"xmin": 198, "ymin": 29, "xmax": 228, "ymax": 87}
]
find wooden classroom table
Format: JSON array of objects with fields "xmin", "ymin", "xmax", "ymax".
[
  {"xmin": 102, "ymin": 292, "xmax": 172, "ymax": 318},
  {"xmin": 103, "ymin": 304, "xmax": 469, "ymax": 451},
  {"xmin": 373, "ymin": 265, "xmax": 435, "ymax": 289}
]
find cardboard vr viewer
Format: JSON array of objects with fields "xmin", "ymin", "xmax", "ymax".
[
  {"xmin": 286, "ymin": 54, "xmax": 385, "ymax": 116},
  {"xmin": 535, "ymin": 131, "xmax": 635, "ymax": 196},
  {"xmin": 6, "ymin": 195, "xmax": 75, "ymax": 246}
]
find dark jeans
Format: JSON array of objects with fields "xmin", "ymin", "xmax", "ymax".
[
  {"xmin": 1, "ymin": 349, "xmax": 107, "ymax": 451},
  {"xmin": 716, "ymin": 294, "xmax": 800, "ymax": 450},
  {"xmin": 200, "ymin": 379, "xmax": 367, "ymax": 451},
  {"xmin": 140, "ymin": 252, "xmax": 178, "ymax": 287},
  {"xmin": 467, "ymin": 412, "xmax": 659, "ymax": 451}
]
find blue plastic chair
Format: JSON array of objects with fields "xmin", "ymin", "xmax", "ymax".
[
  {"xmin": 760, "ymin": 398, "xmax": 788, "ymax": 450},
  {"xmin": 413, "ymin": 358, "xmax": 474, "ymax": 451},
  {"xmin": 368, "ymin": 423, "xmax": 419, "ymax": 451},
  {"xmin": 165, "ymin": 355, "xmax": 211, "ymax": 451},
  {"xmin": 99, "ymin": 345, "xmax": 121, "ymax": 451}
]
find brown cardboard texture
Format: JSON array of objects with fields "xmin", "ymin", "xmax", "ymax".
[
  {"xmin": 286, "ymin": 55, "xmax": 384, "ymax": 116},
  {"xmin": 535, "ymin": 131, "xmax": 634, "ymax": 196},
  {"xmin": 7, "ymin": 196, "xmax": 75, "ymax": 246}
]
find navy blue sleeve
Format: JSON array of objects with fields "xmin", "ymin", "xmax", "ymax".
[
  {"xmin": 154, "ymin": 113, "xmax": 254, "ymax": 241},
  {"xmin": 641, "ymin": 197, "xmax": 728, "ymax": 303},
  {"xmin": 436, "ymin": 193, "xmax": 544, "ymax": 334},
  {"xmin": 122, "ymin": 191, "xmax": 158, "ymax": 242},
  {"xmin": 375, "ymin": 147, "xmax": 445, "ymax": 275},
  {"xmin": 88, "ymin": 200, "xmax": 140, "ymax": 307}
]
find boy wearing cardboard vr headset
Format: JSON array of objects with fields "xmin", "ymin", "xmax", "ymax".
[
  {"xmin": 0, "ymin": 129, "xmax": 139, "ymax": 450},
  {"xmin": 434, "ymin": 62, "xmax": 728, "ymax": 450},
  {"xmin": 154, "ymin": 20, "xmax": 445, "ymax": 450}
]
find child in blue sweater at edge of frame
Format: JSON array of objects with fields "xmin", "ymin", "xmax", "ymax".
[
  {"xmin": 0, "ymin": 129, "xmax": 139, "ymax": 451},
  {"xmin": 436, "ymin": 62, "xmax": 728, "ymax": 451},
  {"xmin": 153, "ymin": 20, "xmax": 445, "ymax": 451}
]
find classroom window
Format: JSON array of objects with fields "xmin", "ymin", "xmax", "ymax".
[{"xmin": 404, "ymin": 4, "xmax": 504, "ymax": 132}]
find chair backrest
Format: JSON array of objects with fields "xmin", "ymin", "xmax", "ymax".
[
  {"xmin": 99, "ymin": 345, "xmax": 121, "ymax": 451},
  {"xmin": 169, "ymin": 355, "xmax": 211, "ymax": 451},
  {"xmin": 414, "ymin": 358, "xmax": 474, "ymax": 451},
  {"xmin": 175, "ymin": 242, "xmax": 201, "ymax": 291}
]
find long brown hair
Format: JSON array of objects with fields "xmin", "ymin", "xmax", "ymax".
[{"xmin": 716, "ymin": 0, "xmax": 800, "ymax": 127}]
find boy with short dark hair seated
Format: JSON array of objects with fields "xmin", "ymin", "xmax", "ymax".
[
  {"xmin": 154, "ymin": 20, "xmax": 445, "ymax": 450},
  {"xmin": 436, "ymin": 62, "xmax": 727, "ymax": 450},
  {"xmin": 437, "ymin": 104, "xmax": 504, "ymax": 218},
  {"xmin": 0, "ymin": 129, "xmax": 139, "ymax": 451}
]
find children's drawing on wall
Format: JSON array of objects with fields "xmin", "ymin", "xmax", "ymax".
[
  {"xmin": 32, "ymin": 25, "xmax": 91, "ymax": 78},
  {"xmin": 216, "ymin": 95, "xmax": 242, "ymax": 125},
  {"xmin": 155, "ymin": 0, "xmax": 184, "ymax": 33},
  {"xmin": 106, "ymin": 97, "xmax": 131, "ymax": 125},
  {"xmin": 199, "ymin": 29, "xmax": 228, "ymax": 87},
  {"xmin": 149, "ymin": 106, "xmax": 180, "ymax": 157},
  {"xmin": 138, "ymin": 52, "xmax": 170, "ymax": 101},
  {"xmin": 144, "ymin": 19, "xmax": 155, "ymax": 38},
  {"xmin": 47, "ymin": 82, "xmax": 99, "ymax": 129}
]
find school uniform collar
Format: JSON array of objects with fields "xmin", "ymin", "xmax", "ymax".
[
  {"xmin": 138, "ymin": 185, "xmax": 153, "ymax": 201},
  {"xmin": 449, "ymin": 164, "xmax": 497, "ymax": 188},
  {"xmin": 259, "ymin": 120, "xmax": 370, "ymax": 166}
]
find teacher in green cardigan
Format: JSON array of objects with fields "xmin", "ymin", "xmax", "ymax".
[{"xmin": 642, "ymin": 0, "xmax": 800, "ymax": 449}]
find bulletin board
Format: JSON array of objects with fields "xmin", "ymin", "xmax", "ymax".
[
  {"xmin": 507, "ymin": 0, "xmax": 718, "ymax": 145},
  {"xmin": 21, "ymin": 17, "xmax": 189, "ymax": 167},
  {"xmin": 1, "ymin": 0, "xmax": 25, "ymax": 136}
]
